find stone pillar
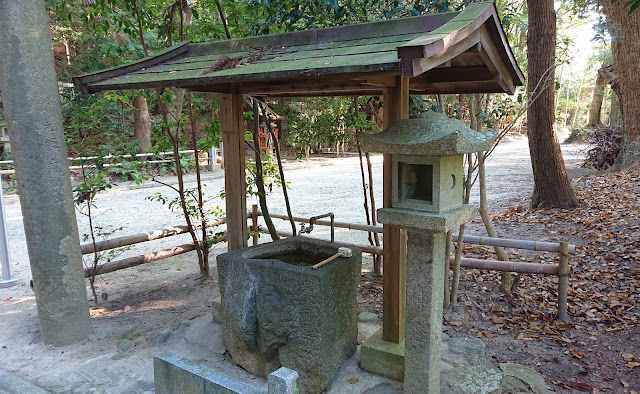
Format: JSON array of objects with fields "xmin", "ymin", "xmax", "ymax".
[
  {"xmin": 0, "ymin": 0, "xmax": 92, "ymax": 345},
  {"xmin": 404, "ymin": 230, "xmax": 445, "ymax": 394}
]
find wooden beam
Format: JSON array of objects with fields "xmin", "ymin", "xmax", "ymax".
[
  {"xmin": 256, "ymin": 90, "xmax": 385, "ymax": 98},
  {"xmin": 242, "ymin": 84, "xmax": 383, "ymax": 96},
  {"xmin": 406, "ymin": 27, "xmax": 482, "ymax": 77},
  {"xmin": 477, "ymin": 25, "xmax": 515, "ymax": 93},
  {"xmin": 409, "ymin": 66, "xmax": 498, "ymax": 91},
  {"xmin": 353, "ymin": 74, "xmax": 399, "ymax": 87},
  {"xmin": 220, "ymin": 92, "xmax": 248, "ymax": 250},
  {"xmin": 410, "ymin": 80, "xmax": 505, "ymax": 95},
  {"xmin": 382, "ymin": 76, "xmax": 409, "ymax": 344}
]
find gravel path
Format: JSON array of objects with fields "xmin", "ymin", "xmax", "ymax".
[{"xmin": 2, "ymin": 136, "xmax": 587, "ymax": 284}]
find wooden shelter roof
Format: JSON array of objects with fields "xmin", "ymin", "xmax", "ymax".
[{"xmin": 73, "ymin": 2, "xmax": 524, "ymax": 97}]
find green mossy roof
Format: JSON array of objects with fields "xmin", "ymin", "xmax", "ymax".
[{"xmin": 73, "ymin": 2, "xmax": 523, "ymax": 95}]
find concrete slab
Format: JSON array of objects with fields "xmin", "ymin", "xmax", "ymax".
[
  {"xmin": 0, "ymin": 368, "xmax": 48, "ymax": 394},
  {"xmin": 359, "ymin": 329, "xmax": 405, "ymax": 381},
  {"xmin": 34, "ymin": 353, "xmax": 154, "ymax": 393},
  {"xmin": 184, "ymin": 315, "xmax": 226, "ymax": 360},
  {"xmin": 326, "ymin": 348, "xmax": 402, "ymax": 393},
  {"xmin": 357, "ymin": 322, "xmax": 381, "ymax": 346},
  {"xmin": 154, "ymin": 352, "xmax": 264, "ymax": 394}
]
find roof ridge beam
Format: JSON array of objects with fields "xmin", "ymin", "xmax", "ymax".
[{"xmin": 187, "ymin": 12, "xmax": 458, "ymax": 57}]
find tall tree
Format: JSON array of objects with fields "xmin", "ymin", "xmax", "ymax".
[
  {"xmin": 526, "ymin": 0, "xmax": 578, "ymax": 208},
  {"xmin": 133, "ymin": 94, "xmax": 152, "ymax": 152},
  {"xmin": 601, "ymin": 0, "xmax": 640, "ymax": 167},
  {"xmin": 587, "ymin": 66, "xmax": 606, "ymax": 127}
]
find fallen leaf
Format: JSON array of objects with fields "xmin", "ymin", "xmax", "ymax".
[
  {"xmin": 491, "ymin": 316, "xmax": 504, "ymax": 324},
  {"xmin": 570, "ymin": 347, "xmax": 586, "ymax": 359},
  {"xmin": 565, "ymin": 381, "xmax": 595, "ymax": 392},
  {"xmin": 347, "ymin": 377, "xmax": 359, "ymax": 384},
  {"xmin": 621, "ymin": 353, "xmax": 635, "ymax": 362}
]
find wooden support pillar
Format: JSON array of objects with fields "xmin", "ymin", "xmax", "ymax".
[
  {"xmin": 382, "ymin": 76, "xmax": 409, "ymax": 343},
  {"xmin": 220, "ymin": 92, "xmax": 248, "ymax": 251}
]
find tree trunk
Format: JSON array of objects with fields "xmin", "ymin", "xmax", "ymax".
[
  {"xmin": 166, "ymin": 88, "xmax": 185, "ymax": 124},
  {"xmin": 0, "ymin": 0, "xmax": 92, "ymax": 345},
  {"xmin": 601, "ymin": 0, "xmax": 640, "ymax": 167},
  {"xmin": 133, "ymin": 94, "xmax": 152, "ymax": 153},
  {"xmin": 598, "ymin": 64, "xmax": 621, "ymax": 98},
  {"xmin": 587, "ymin": 69, "xmax": 606, "ymax": 127},
  {"xmin": 526, "ymin": 0, "xmax": 577, "ymax": 208}
]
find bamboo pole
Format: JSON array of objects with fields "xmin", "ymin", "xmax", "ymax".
[
  {"xmin": 252, "ymin": 204, "xmax": 259, "ymax": 246},
  {"xmin": 452, "ymin": 234, "xmax": 576, "ymax": 254},
  {"xmin": 312, "ymin": 252, "xmax": 341, "ymax": 269},
  {"xmin": 251, "ymin": 100, "xmax": 279, "ymax": 241},
  {"xmin": 84, "ymin": 243, "xmax": 196, "ymax": 277},
  {"xmin": 84, "ymin": 235, "xmax": 228, "ymax": 277},
  {"xmin": 80, "ymin": 219, "xmax": 225, "ymax": 254},
  {"xmin": 355, "ymin": 130, "xmax": 375, "ymax": 247},
  {"xmin": 449, "ymin": 257, "xmax": 559, "ymax": 275},
  {"xmin": 478, "ymin": 151, "xmax": 512, "ymax": 292},
  {"xmin": 443, "ymin": 230, "xmax": 452, "ymax": 308},
  {"xmin": 450, "ymin": 224, "xmax": 466, "ymax": 307},
  {"xmin": 259, "ymin": 101, "xmax": 296, "ymax": 236},
  {"xmin": 255, "ymin": 209, "xmax": 577, "ymax": 254},
  {"xmin": 255, "ymin": 211, "xmax": 382, "ymax": 233},
  {"xmin": 557, "ymin": 241, "xmax": 570, "ymax": 320},
  {"xmin": 256, "ymin": 226, "xmax": 382, "ymax": 255},
  {"xmin": 366, "ymin": 151, "xmax": 382, "ymax": 275},
  {"xmin": 450, "ymin": 151, "xmax": 474, "ymax": 308}
]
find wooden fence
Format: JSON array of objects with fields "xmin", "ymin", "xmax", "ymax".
[
  {"xmin": 80, "ymin": 205, "xmax": 576, "ymax": 320},
  {"xmin": 251, "ymin": 205, "xmax": 575, "ymax": 320},
  {"xmin": 0, "ymin": 149, "xmax": 214, "ymax": 175}
]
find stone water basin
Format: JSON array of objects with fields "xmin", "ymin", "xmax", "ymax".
[{"xmin": 216, "ymin": 237, "xmax": 362, "ymax": 394}]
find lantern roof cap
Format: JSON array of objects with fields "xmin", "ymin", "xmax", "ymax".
[{"xmin": 358, "ymin": 110, "xmax": 497, "ymax": 155}]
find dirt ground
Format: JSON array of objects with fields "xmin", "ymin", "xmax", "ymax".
[{"xmin": 3, "ymin": 135, "xmax": 637, "ymax": 393}]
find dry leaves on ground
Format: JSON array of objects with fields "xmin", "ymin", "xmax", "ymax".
[{"xmin": 439, "ymin": 170, "xmax": 640, "ymax": 392}]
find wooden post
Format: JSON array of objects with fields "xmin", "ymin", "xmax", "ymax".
[
  {"xmin": 220, "ymin": 92, "xmax": 248, "ymax": 251},
  {"xmin": 252, "ymin": 204, "xmax": 259, "ymax": 246},
  {"xmin": 557, "ymin": 240, "xmax": 570, "ymax": 320},
  {"xmin": 382, "ymin": 76, "xmax": 409, "ymax": 343}
]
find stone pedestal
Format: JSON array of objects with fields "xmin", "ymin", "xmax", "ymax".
[
  {"xmin": 373, "ymin": 205, "xmax": 475, "ymax": 394},
  {"xmin": 404, "ymin": 229, "xmax": 445, "ymax": 393}
]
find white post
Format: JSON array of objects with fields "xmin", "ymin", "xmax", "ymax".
[
  {"xmin": 207, "ymin": 146, "xmax": 217, "ymax": 171},
  {"xmin": 220, "ymin": 143, "xmax": 224, "ymax": 170},
  {"xmin": 0, "ymin": 176, "xmax": 19, "ymax": 288}
]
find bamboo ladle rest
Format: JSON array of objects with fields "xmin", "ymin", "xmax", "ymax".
[{"xmin": 311, "ymin": 247, "xmax": 353, "ymax": 270}]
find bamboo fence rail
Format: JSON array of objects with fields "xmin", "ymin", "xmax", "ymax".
[
  {"xmin": 77, "ymin": 204, "xmax": 575, "ymax": 321},
  {"xmin": 251, "ymin": 205, "xmax": 575, "ymax": 320},
  {"xmin": 0, "ymin": 149, "xmax": 209, "ymax": 175}
]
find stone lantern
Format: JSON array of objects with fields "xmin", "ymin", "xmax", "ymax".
[{"xmin": 358, "ymin": 111, "xmax": 497, "ymax": 393}]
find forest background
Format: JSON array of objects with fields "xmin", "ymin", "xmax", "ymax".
[{"xmin": 3, "ymin": 0, "xmax": 630, "ymax": 176}]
